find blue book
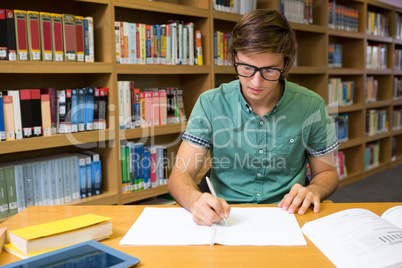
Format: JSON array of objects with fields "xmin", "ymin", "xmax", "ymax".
[
  {"xmin": 82, "ymin": 150, "xmax": 102, "ymax": 196},
  {"xmin": 143, "ymin": 147, "xmax": 151, "ymax": 189},
  {"xmin": 85, "ymin": 87, "xmax": 94, "ymax": 131},
  {"xmin": 83, "ymin": 154, "xmax": 93, "ymax": 197},
  {"xmin": 83, "ymin": 18, "xmax": 90, "ymax": 62},
  {"xmin": 78, "ymin": 155, "xmax": 87, "ymax": 198},
  {"xmin": 71, "ymin": 88, "xmax": 78, "ymax": 132},
  {"xmin": 0, "ymin": 92, "xmax": 5, "ymax": 140},
  {"xmin": 77, "ymin": 88, "xmax": 86, "ymax": 132}
]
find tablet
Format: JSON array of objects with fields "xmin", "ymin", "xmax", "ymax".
[{"xmin": 2, "ymin": 240, "xmax": 140, "ymax": 268}]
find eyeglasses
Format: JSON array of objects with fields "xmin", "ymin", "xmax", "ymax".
[{"xmin": 233, "ymin": 61, "xmax": 286, "ymax": 81}]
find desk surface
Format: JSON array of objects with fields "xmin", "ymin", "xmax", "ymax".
[{"xmin": 0, "ymin": 203, "xmax": 401, "ymax": 268}]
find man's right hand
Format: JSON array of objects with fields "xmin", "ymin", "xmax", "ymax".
[{"xmin": 191, "ymin": 193, "xmax": 231, "ymax": 226}]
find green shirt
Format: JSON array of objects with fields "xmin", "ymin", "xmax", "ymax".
[{"xmin": 183, "ymin": 79, "xmax": 339, "ymax": 204}]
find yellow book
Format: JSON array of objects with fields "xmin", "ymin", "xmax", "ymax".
[{"xmin": 8, "ymin": 214, "xmax": 112, "ymax": 255}]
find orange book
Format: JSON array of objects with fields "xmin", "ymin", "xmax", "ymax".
[
  {"xmin": 3, "ymin": 95, "xmax": 15, "ymax": 140},
  {"xmin": 195, "ymin": 30, "xmax": 203, "ymax": 65},
  {"xmin": 41, "ymin": 94, "xmax": 52, "ymax": 136}
]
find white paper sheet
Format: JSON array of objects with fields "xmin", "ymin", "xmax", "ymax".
[
  {"xmin": 120, "ymin": 207, "xmax": 307, "ymax": 246},
  {"xmin": 302, "ymin": 208, "xmax": 402, "ymax": 268}
]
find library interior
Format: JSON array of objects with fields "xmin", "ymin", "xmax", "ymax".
[{"xmin": 1, "ymin": 0, "xmax": 402, "ymax": 267}]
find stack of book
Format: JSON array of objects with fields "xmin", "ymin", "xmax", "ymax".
[
  {"xmin": 0, "ymin": 151, "xmax": 102, "ymax": 219},
  {"xmin": 366, "ymin": 43, "xmax": 388, "ymax": 70},
  {"xmin": 280, "ymin": 0, "xmax": 313, "ymax": 25},
  {"xmin": 366, "ymin": 76, "xmax": 378, "ymax": 103},
  {"xmin": 365, "ymin": 109, "xmax": 389, "ymax": 137},
  {"xmin": 365, "ymin": 141, "xmax": 380, "ymax": 171},
  {"xmin": 334, "ymin": 151, "xmax": 347, "ymax": 180},
  {"xmin": 120, "ymin": 142, "xmax": 168, "ymax": 194},
  {"xmin": 118, "ymin": 81, "xmax": 185, "ymax": 130},
  {"xmin": 3, "ymin": 214, "xmax": 112, "ymax": 259},
  {"xmin": 330, "ymin": 113, "xmax": 348, "ymax": 143},
  {"xmin": 214, "ymin": 30, "xmax": 231, "ymax": 66},
  {"xmin": 0, "ymin": 9, "xmax": 94, "ymax": 62},
  {"xmin": 328, "ymin": 43, "xmax": 342, "ymax": 68},
  {"xmin": 367, "ymin": 10, "xmax": 390, "ymax": 37},
  {"xmin": 115, "ymin": 20, "xmax": 202, "ymax": 66},
  {"xmin": 328, "ymin": 1, "xmax": 359, "ymax": 32},
  {"xmin": 0, "ymin": 87, "xmax": 108, "ymax": 141},
  {"xmin": 213, "ymin": 0, "xmax": 257, "ymax": 15},
  {"xmin": 327, "ymin": 78, "xmax": 355, "ymax": 107}
]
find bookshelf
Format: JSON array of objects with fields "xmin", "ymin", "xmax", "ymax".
[{"xmin": 0, "ymin": 0, "xmax": 402, "ymax": 221}]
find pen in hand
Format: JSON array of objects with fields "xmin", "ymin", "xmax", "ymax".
[{"xmin": 205, "ymin": 176, "xmax": 229, "ymax": 227}]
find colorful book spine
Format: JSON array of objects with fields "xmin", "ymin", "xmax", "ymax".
[
  {"xmin": 31, "ymin": 89, "xmax": 42, "ymax": 136},
  {"xmin": 8, "ymin": 90, "xmax": 23, "ymax": 139},
  {"xmin": 41, "ymin": 93, "xmax": 52, "ymax": 136},
  {"xmin": 3, "ymin": 95, "xmax": 15, "ymax": 140},
  {"xmin": 0, "ymin": 92, "xmax": 5, "ymax": 140},
  {"xmin": 62, "ymin": 14, "xmax": 76, "ymax": 61},
  {"xmin": 6, "ymin": 9, "xmax": 17, "ymax": 61},
  {"xmin": 84, "ymin": 16, "xmax": 94, "ymax": 62},
  {"xmin": 71, "ymin": 88, "xmax": 78, "ymax": 132},
  {"xmin": 0, "ymin": 9, "xmax": 7, "ymax": 60},
  {"xmin": 19, "ymin": 89, "xmax": 33, "ymax": 138}
]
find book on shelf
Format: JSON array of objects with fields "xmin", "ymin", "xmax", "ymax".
[
  {"xmin": 0, "ymin": 92, "xmax": 5, "ymax": 140},
  {"xmin": 40, "ymin": 12, "xmax": 52, "ymax": 61},
  {"xmin": 327, "ymin": 78, "xmax": 354, "ymax": 107},
  {"xmin": 365, "ymin": 141, "xmax": 380, "ymax": 171},
  {"xmin": 74, "ymin": 16, "xmax": 84, "ymax": 62},
  {"xmin": 3, "ymin": 94, "xmax": 15, "ymax": 140},
  {"xmin": 62, "ymin": 14, "xmax": 76, "ymax": 61},
  {"xmin": 334, "ymin": 151, "xmax": 347, "ymax": 180},
  {"xmin": 84, "ymin": 16, "xmax": 94, "ymax": 62},
  {"xmin": 328, "ymin": 2, "xmax": 359, "ymax": 32},
  {"xmin": 6, "ymin": 9, "xmax": 17, "ymax": 61},
  {"xmin": 8, "ymin": 90, "xmax": 23, "ymax": 140},
  {"xmin": 31, "ymin": 89, "xmax": 42, "ymax": 136},
  {"xmin": 120, "ymin": 207, "xmax": 306, "ymax": 246},
  {"xmin": 51, "ymin": 13, "xmax": 63, "ymax": 61},
  {"xmin": 14, "ymin": 10, "xmax": 28, "ymax": 60},
  {"xmin": 0, "ymin": 9, "xmax": 7, "ymax": 60},
  {"xmin": 301, "ymin": 206, "xmax": 402, "ymax": 268},
  {"xmin": 27, "ymin": 10, "xmax": 41, "ymax": 61},
  {"xmin": 195, "ymin": 29, "xmax": 203, "ymax": 65},
  {"xmin": 40, "ymin": 88, "xmax": 57, "ymax": 134},
  {"xmin": 19, "ymin": 89, "xmax": 33, "ymax": 138},
  {"xmin": 330, "ymin": 113, "xmax": 348, "ymax": 143},
  {"xmin": 4, "ymin": 214, "xmax": 112, "ymax": 257},
  {"xmin": 57, "ymin": 89, "xmax": 67, "ymax": 134}
]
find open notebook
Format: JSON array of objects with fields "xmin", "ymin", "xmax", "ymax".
[{"xmin": 120, "ymin": 207, "xmax": 307, "ymax": 246}]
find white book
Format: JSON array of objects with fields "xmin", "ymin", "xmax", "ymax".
[
  {"xmin": 122, "ymin": 81, "xmax": 131, "ymax": 129},
  {"xmin": 115, "ymin": 21, "xmax": 121, "ymax": 63},
  {"xmin": 47, "ymin": 160, "xmax": 58, "ymax": 206},
  {"xmin": 185, "ymin": 22, "xmax": 194, "ymax": 65},
  {"xmin": 31, "ymin": 162, "xmax": 43, "ymax": 206},
  {"xmin": 14, "ymin": 165, "xmax": 25, "ymax": 212},
  {"xmin": 120, "ymin": 207, "xmax": 306, "ymax": 246},
  {"xmin": 7, "ymin": 91, "xmax": 22, "ymax": 140},
  {"xmin": 117, "ymin": 81, "xmax": 126, "ymax": 129},
  {"xmin": 55, "ymin": 159, "xmax": 65, "ymax": 205},
  {"xmin": 40, "ymin": 160, "xmax": 50, "ymax": 206},
  {"xmin": 62, "ymin": 157, "xmax": 72, "ymax": 203},
  {"xmin": 70, "ymin": 155, "xmax": 80, "ymax": 200},
  {"xmin": 169, "ymin": 22, "xmax": 177, "ymax": 65},
  {"xmin": 84, "ymin": 16, "xmax": 95, "ymax": 62},
  {"xmin": 302, "ymin": 207, "xmax": 402, "ymax": 268},
  {"xmin": 22, "ymin": 163, "xmax": 34, "ymax": 207},
  {"xmin": 128, "ymin": 23, "xmax": 137, "ymax": 64}
]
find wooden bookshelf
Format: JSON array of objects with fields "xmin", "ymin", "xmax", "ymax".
[{"xmin": 1, "ymin": 0, "xmax": 402, "ymax": 223}]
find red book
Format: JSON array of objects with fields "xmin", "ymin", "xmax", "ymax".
[
  {"xmin": 51, "ymin": 13, "xmax": 63, "ymax": 61},
  {"xmin": 40, "ymin": 12, "xmax": 52, "ymax": 61},
  {"xmin": 14, "ymin": 10, "xmax": 28, "ymax": 60},
  {"xmin": 27, "ymin": 11, "xmax": 41, "ymax": 61},
  {"xmin": 62, "ymin": 14, "xmax": 76, "ymax": 61},
  {"xmin": 75, "ymin": 16, "xmax": 84, "ymax": 62}
]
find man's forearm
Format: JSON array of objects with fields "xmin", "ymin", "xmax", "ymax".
[{"xmin": 308, "ymin": 169, "xmax": 339, "ymax": 201}]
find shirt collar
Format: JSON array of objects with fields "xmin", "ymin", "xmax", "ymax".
[{"xmin": 236, "ymin": 79, "xmax": 288, "ymax": 116}]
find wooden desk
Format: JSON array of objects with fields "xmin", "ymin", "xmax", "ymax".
[{"xmin": 0, "ymin": 203, "xmax": 400, "ymax": 267}]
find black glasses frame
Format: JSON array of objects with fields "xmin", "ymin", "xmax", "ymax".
[{"xmin": 233, "ymin": 61, "xmax": 286, "ymax": 81}]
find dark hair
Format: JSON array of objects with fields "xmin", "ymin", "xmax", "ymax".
[{"xmin": 227, "ymin": 9, "xmax": 297, "ymax": 78}]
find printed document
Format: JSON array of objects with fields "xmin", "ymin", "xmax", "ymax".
[
  {"xmin": 302, "ymin": 206, "xmax": 402, "ymax": 268},
  {"xmin": 120, "ymin": 207, "xmax": 307, "ymax": 246}
]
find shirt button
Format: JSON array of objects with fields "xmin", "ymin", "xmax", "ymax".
[
  {"xmin": 257, "ymin": 193, "xmax": 261, "ymax": 197},
  {"xmin": 259, "ymin": 121, "xmax": 264, "ymax": 126},
  {"xmin": 259, "ymin": 149, "xmax": 263, "ymax": 154},
  {"xmin": 290, "ymin": 138, "xmax": 294, "ymax": 143},
  {"xmin": 257, "ymin": 173, "xmax": 261, "ymax": 177}
]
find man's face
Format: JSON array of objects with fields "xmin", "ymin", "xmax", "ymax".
[{"xmin": 235, "ymin": 52, "xmax": 285, "ymax": 107}]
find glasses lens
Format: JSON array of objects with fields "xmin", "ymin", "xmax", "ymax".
[
  {"xmin": 261, "ymin": 68, "xmax": 281, "ymax": 80},
  {"xmin": 235, "ymin": 64, "xmax": 256, "ymax": 77}
]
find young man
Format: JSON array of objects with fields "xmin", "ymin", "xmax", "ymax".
[{"xmin": 167, "ymin": 9, "xmax": 340, "ymax": 226}]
